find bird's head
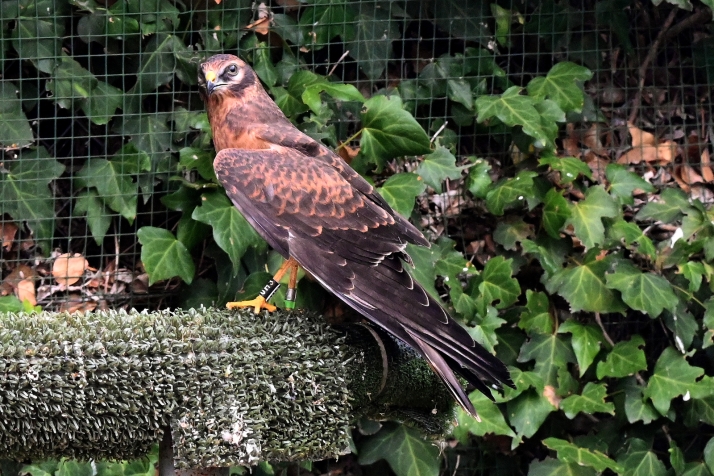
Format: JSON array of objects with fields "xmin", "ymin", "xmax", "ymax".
[{"xmin": 198, "ymin": 54, "xmax": 256, "ymax": 101}]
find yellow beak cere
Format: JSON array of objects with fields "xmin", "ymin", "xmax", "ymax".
[{"xmin": 205, "ymin": 71, "xmax": 216, "ymax": 82}]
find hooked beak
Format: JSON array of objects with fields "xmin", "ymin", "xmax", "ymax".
[{"xmin": 204, "ymin": 70, "xmax": 218, "ymax": 96}]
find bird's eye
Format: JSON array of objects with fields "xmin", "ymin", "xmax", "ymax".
[{"xmin": 226, "ymin": 64, "xmax": 238, "ymax": 75}]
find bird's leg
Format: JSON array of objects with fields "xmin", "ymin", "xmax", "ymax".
[
  {"xmin": 226, "ymin": 257, "xmax": 297, "ymax": 313},
  {"xmin": 284, "ymin": 259, "xmax": 299, "ymax": 309}
]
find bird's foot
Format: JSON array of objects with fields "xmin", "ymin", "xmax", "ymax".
[{"xmin": 227, "ymin": 296, "xmax": 277, "ymax": 313}]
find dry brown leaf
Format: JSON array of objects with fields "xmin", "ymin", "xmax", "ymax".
[
  {"xmin": 672, "ymin": 166, "xmax": 691, "ymax": 193},
  {"xmin": 338, "ymin": 143, "xmax": 360, "ymax": 164},
  {"xmin": 584, "ymin": 150, "xmax": 609, "ymax": 183},
  {"xmin": 16, "ymin": 278, "xmax": 36, "ymax": 306},
  {"xmin": 628, "ymin": 123, "xmax": 656, "ymax": 148},
  {"xmin": 543, "ymin": 385, "xmax": 561, "ymax": 409},
  {"xmin": 583, "ymin": 124, "xmax": 607, "ymax": 156},
  {"xmin": 618, "ymin": 140, "xmax": 677, "ymax": 166},
  {"xmin": 59, "ymin": 295, "xmax": 97, "ymax": 314},
  {"xmin": 562, "ymin": 137, "xmax": 581, "ymax": 158},
  {"xmin": 2, "ymin": 264, "xmax": 35, "ymax": 296},
  {"xmin": 245, "ymin": 2, "xmax": 271, "ymax": 35},
  {"xmin": 675, "ymin": 165, "xmax": 704, "ymax": 185},
  {"xmin": 701, "ymin": 149, "xmax": 714, "ymax": 183},
  {"xmin": 245, "ymin": 16, "xmax": 270, "ymax": 35},
  {"xmin": 1, "ymin": 222, "xmax": 18, "ymax": 250},
  {"xmin": 655, "ymin": 141, "xmax": 677, "ymax": 165},
  {"xmin": 52, "ymin": 253, "xmax": 88, "ymax": 286}
]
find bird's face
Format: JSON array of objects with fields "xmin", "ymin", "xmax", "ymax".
[{"xmin": 198, "ymin": 54, "xmax": 254, "ymax": 100}]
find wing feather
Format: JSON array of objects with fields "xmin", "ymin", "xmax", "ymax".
[{"xmin": 214, "ymin": 146, "xmax": 513, "ymax": 416}]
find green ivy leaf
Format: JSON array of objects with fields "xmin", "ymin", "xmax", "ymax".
[
  {"xmin": 302, "ymin": 82, "xmax": 365, "ymax": 114},
  {"xmin": 252, "ymin": 42, "xmax": 278, "ymax": 87},
  {"xmin": 466, "ymin": 159, "xmax": 492, "ymax": 198},
  {"xmin": 0, "ymin": 81, "xmax": 34, "ymax": 149},
  {"xmin": 12, "ymin": 17, "xmax": 63, "ymax": 73},
  {"xmin": 622, "ymin": 377, "xmax": 660, "ymax": 424},
  {"xmin": 415, "ymin": 146, "xmax": 464, "ymax": 190},
  {"xmin": 137, "ymin": 226, "xmax": 194, "ymax": 285},
  {"xmin": 644, "ymin": 347, "xmax": 704, "ymax": 415},
  {"xmin": 358, "ymin": 422, "xmax": 440, "ymax": 476},
  {"xmin": 0, "ymin": 295, "xmax": 24, "ymax": 313},
  {"xmin": 298, "ymin": 1, "xmax": 348, "ymax": 49},
  {"xmin": 522, "ymin": 235, "xmax": 570, "ymax": 278},
  {"xmin": 177, "ymin": 213, "xmax": 211, "ymax": 252},
  {"xmin": 606, "ymin": 164, "xmax": 655, "ymax": 205},
  {"xmin": 476, "ymin": 86, "xmax": 548, "ymax": 146},
  {"xmin": 519, "ymin": 290, "xmax": 553, "ymax": 334},
  {"xmin": 56, "ymin": 461, "xmax": 93, "ymax": 476},
  {"xmin": 453, "ymin": 391, "xmax": 515, "ymax": 440},
  {"xmin": 539, "ymin": 156, "xmax": 592, "ymax": 184},
  {"xmin": 118, "ymin": 115, "xmax": 172, "ymax": 163},
  {"xmin": 358, "ymin": 95, "xmax": 431, "ymax": 171},
  {"xmin": 345, "ymin": 4, "xmax": 399, "ymax": 80},
  {"xmin": 679, "ymin": 261, "xmax": 705, "ymax": 292},
  {"xmin": 605, "ymin": 261, "xmax": 678, "ymax": 318},
  {"xmin": 74, "ymin": 190, "xmax": 112, "ymax": 245},
  {"xmin": 617, "ymin": 439, "xmax": 667, "ymax": 476},
  {"xmin": 566, "ymin": 185, "xmax": 618, "ymax": 249},
  {"xmin": 704, "ymin": 437, "xmax": 714, "ymax": 474},
  {"xmin": 0, "ymin": 147, "xmax": 65, "ymax": 248},
  {"xmin": 493, "ymin": 219, "xmax": 533, "ymax": 251},
  {"xmin": 663, "ymin": 304, "xmax": 698, "ymax": 353},
  {"xmin": 542, "ymin": 188, "xmax": 571, "ymax": 238},
  {"xmin": 76, "ymin": 144, "xmax": 151, "ymax": 223},
  {"xmin": 528, "ymin": 458, "xmax": 597, "ymax": 476},
  {"xmin": 547, "ymin": 252, "xmax": 626, "ymax": 314},
  {"xmin": 560, "ymin": 382, "xmax": 615, "ymax": 418},
  {"xmin": 526, "ymin": 62, "xmax": 592, "ymax": 113},
  {"xmin": 543, "ymin": 437, "xmax": 622, "ymax": 473},
  {"xmin": 431, "ymin": 0, "xmax": 491, "ymax": 46},
  {"xmin": 507, "ymin": 390, "xmax": 556, "ymax": 447},
  {"xmin": 681, "ymin": 463, "xmax": 711, "ymax": 476},
  {"xmin": 191, "ymin": 191, "xmax": 265, "ymax": 269},
  {"xmin": 635, "ymin": 188, "xmax": 693, "ymax": 224},
  {"xmin": 433, "ymin": 237, "xmax": 472, "ymax": 282},
  {"xmin": 179, "ymin": 147, "xmax": 218, "ymax": 182},
  {"xmin": 126, "ymin": 33, "xmax": 177, "ymax": 113},
  {"xmin": 608, "ymin": 219, "xmax": 656, "ymax": 259},
  {"xmin": 486, "ymin": 170, "xmax": 537, "ymax": 215},
  {"xmin": 670, "ymin": 442, "xmax": 686, "ymax": 476},
  {"xmin": 377, "ymin": 173, "xmax": 426, "ymax": 217},
  {"xmin": 478, "ymin": 256, "xmax": 521, "ymax": 310},
  {"xmin": 467, "ymin": 306, "xmax": 506, "ymax": 353},
  {"xmin": 518, "ymin": 333, "xmax": 575, "ymax": 386},
  {"xmin": 558, "ymin": 320, "xmax": 603, "ymax": 376},
  {"xmin": 596, "ymin": 335, "xmax": 647, "ymax": 379}
]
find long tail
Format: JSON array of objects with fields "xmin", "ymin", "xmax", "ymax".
[{"xmin": 293, "ymin": 241, "xmax": 514, "ymax": 418}]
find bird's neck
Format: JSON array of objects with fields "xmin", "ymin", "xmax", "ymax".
[{"xmin": 207, "ymin": 87, "xmax": 287, "ymax": 152}]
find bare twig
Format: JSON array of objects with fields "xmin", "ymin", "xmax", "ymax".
[
  {"xmin": 328, "ymin": 50, "xmax": 350, "ymax": 77},
  {"xmin": 628, "ymin": 8, "xmax": 678, "ymax": 124},
  {"xmin": 595, "ymin": 312, "xmax": 616, "ymax": 347},
  {"xmin": 664, "ymin": 7, "xmax": 712, "ymax": 40}
]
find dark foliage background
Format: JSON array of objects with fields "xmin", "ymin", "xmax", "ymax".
[{"xmin": 1, "ymin": 0, "xmax": 714, "ymax": 474}]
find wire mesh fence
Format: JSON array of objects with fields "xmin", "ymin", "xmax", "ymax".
[
  {"xmin": 0, "ymin": 0, "xmax": 712, "ymax": 311},
  {"xmin": 2, "ymin": 1, "xmax": 714, "ymax": 475}
]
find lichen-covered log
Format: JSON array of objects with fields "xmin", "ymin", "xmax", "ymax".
[{"xmin": 0, "ymin": 308, "xmax": 454, "ymax": 468}]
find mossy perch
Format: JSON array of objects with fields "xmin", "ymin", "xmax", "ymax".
[{"xmin": 0, "ymin": 308, "xmax": 455, "ymax": 468}]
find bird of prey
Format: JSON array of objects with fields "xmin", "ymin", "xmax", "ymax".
[{"xmin": 198, "ymin": 54, "xmax": 513, "ymax": 418}]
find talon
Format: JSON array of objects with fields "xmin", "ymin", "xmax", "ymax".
[{"xmin": 227, "ymin": 296, "xmax": 277, "ymax": 313}]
